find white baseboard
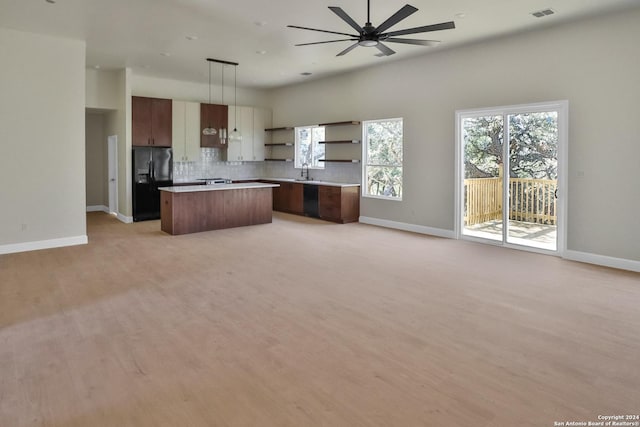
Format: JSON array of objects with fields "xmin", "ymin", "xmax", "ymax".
[
  {"xmin": 86, "ymin": 205, "xmax": 109, "ymax": 213},
  {"xmin": 359, "ymin": 216, "xmax": 455, "ymax": 239},
  {"xmin": 117, "ymin": 213, "xmax": 133, "ymax": 224},
  {"xmin": 0, "ymin": 235, "xmax": 88, "ymax": 255},
  {"xmin": 564, "ymin": 250, "xmax": 640, "ymax": 273},
  {"xmin": 85, "ymin": 206, "xmax": 132, "ymax": 224},
  {"xmin": 357, "ymin": 216, "xmax": 639, "ymax": 274}
]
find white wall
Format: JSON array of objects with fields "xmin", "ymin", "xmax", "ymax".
[
  {"xmin": 85, "ymin": 112, "xmax": 107, "ymax": 207},
  {"xmin": 0, "ymin": 28, "xmax": 87, "ymax": 253},
  {"xmin": 85, "ymin": 68, "xmax": 130, "ymax": 218},
  {"xmin": 131, "ymin": 73, "xmax": 270, "ymax": 108},
  {"xmin": 86, "ymin": 69, "xmax": 120, "ymax": 110},
  {"xmin": 268, "ymin": 8, "xmax": 640, "ymax": 263}
]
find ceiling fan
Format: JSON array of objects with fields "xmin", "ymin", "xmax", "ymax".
[{"xmin": 287, "ymin": 0, "xmax": 455, "ymax": 56}]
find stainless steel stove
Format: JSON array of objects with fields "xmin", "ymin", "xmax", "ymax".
[{"xmin": 198, "ymin": 178, "xmax": 231, "ymax": 185}]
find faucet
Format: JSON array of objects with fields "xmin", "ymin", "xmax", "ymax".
[{"xmin": 301, "ymin": 162, "xmax": 310, "ymax": 181}]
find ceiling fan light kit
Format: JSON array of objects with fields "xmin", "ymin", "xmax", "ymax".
[{"xmin": 288, "ymin": 0, "xmax": 455, "ymax": 57}]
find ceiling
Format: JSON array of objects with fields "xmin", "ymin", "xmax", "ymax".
[{"xmin": 1, "ymin": 0, "xmax": 638, "ymax": 89}]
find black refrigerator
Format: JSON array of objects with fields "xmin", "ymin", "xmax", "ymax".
[{"xmin": 132, "ymin": 147, "xmax": 173, "ymax": 221}]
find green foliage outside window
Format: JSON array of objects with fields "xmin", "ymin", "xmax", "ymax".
[
  {"xmin": 296, "ymin": 126, "xmax": 325, "ymax": 169},
  {"xmin": 364, "ymin": 119, "xmax": 403, "ymax": 199}
]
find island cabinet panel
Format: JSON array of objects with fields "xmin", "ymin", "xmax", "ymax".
[
  {"xmin": 318, "ymin": 185, "xmax": 360, "ymax": 223},
  {"xmin": 161, "ymin": 190, "xmax": 225, "ymax": 235},
  {"xmin": 132, "ymin": 96, "xmax": 172, "ymax": 147},
  {"xmin": 161, "ymin": 187, "xmax": 273, "ymax": 235},
  {"xmin": 224, "ymin": 189, "xmax": 272, "ymax": 229}
]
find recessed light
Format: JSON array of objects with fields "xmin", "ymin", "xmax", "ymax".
[
  {"xmin": 454, "ymin": 13, "xmax": 466, "ymax": 19},
  {"xmin": 94, "ymin": 65, "xmax": 101, "ymax": 69},
  {"xmin": 254, "ymin": 21, "xmax": 267, "ymax": 27},
  {"xmin": 186, "ymin": 35, "xmax": 198, "ymax": 41},
  {"xmin": 160, "ymin": 52, "xmax": 171, "ymax": 57},
  {"xmin": 256, "ymin": 50, "xmax": 267, "ymax": 55}
]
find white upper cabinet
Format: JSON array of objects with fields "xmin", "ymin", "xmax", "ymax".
[
  {"xmin": 172, "ymin": 100, "xmax": 201, "ymax": 162},
  {"xmin": 227, "ymin": 106, "xmax": 270, "ymax": 161},
  {"xmin": 253, "ymin": 107, "xmax": 271, "ymax": 161}
]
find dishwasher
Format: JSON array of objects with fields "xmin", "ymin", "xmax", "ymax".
[{"xmin": 303, "ymin": 184, "xmax": 319, "ymax": 218}]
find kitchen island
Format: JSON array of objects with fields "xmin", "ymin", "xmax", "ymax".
[{"xmin": 159, "ymin": 182, "xmax": 279, "ymax": 235}]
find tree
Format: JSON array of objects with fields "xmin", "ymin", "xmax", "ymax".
[
  {"xmin": 365, "ymin": 120, "xmax": 403, "ymax": 197},
  {"xmin": 463, "ymin": 113, "xmax": 557, "ymax": 179}
]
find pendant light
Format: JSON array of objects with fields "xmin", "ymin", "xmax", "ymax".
[
  {"xmin": 229, "ymin": 64, "xmax": 242, "ymax": 142},
  {"xmin": 202, "ymin": 58, "xmax": 238, "ymax": 143},
  {"xmin": 202, "ymin": 59, "xmax": 217, "ymax": 136},
  {"xmin": 219, "ymin": 63, "xmax": 227, "ymax": 144}
]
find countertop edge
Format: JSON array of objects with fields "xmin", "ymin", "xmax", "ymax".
[{"xmin": 160, "ymin": 183, "xmax": 280, "ymax": 193}]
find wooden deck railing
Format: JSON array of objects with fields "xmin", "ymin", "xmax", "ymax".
[{"xmin": 464, "ymin": 178, "xmax": 557, "ymax": 226}]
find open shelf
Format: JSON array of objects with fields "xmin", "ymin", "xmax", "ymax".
[
  {"xmin": 264, "ymin": 143, "xmax": 293, "ymax": 146},
  {"xmin": 318, "ymin": 159, "xmax": 361, "ymax": 163},
  {"xmin": 318, "ymin": 121, "xmax": 361, "ymax": 127},
  {"xmin": 264, "ymin": 158, "xmax": 293, "ymax": 162},
  {"xmin": 319, "ymin": 140, "xmax": 360, "ymax": 144},
  {"xmin": 264, "ymin": 127, "xmax": 294, "ymax": 131}
]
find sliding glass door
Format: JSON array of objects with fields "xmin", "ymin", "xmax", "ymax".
[{"xmin": 457, "ymin": 102, "xmax": 566, "ymax": 253}]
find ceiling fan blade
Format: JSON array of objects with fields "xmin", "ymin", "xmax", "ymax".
[
  {"xmin": 384, "ymin": 38, "xmax": 441, "ymax": 46},
  {"xmin": 295, "ymin": 39, "xmax": 358, "ymax": 46},
  {"xmin": 336, "ymin": 42, "xmax": 360, "ymax": 56},
  {"xmin": 328, "ymin": 7, "xmax": 364, "ymax": 34},
  {"xmin": 287, "ymin": 25, "xmax": 356, "ymax": 37},
  {"xmin": 375, "ymin": 42, "xmax": 396, "ymax": 56},
  {"xmin": 383, "ymin": 21, "xmax": 455, "ymax": 37},
  {"xmin": 374, "ymin": 5, "xmax": 418, "ymax": 34}
]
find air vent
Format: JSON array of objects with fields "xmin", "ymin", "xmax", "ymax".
[
  {"xmin": 531, "ymin": 8, "xmax": 555, "ymax": 18},
  {"xmin": 300, "ymin": 72, "xmax": 312, "ymax": 76}
]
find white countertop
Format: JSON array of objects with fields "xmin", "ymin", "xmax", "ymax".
[
  {"xmin": 159, "ymin": 182, "xmax": 279, "ymax": 193},
  {"xmin": 262, "ymin": 178, "xmax": 360, "ymax": 188}
]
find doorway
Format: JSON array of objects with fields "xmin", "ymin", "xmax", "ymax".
[
  {"xmin": 108, "ymin": 135, "xmax": 118, "ymax": 215},
  {"xmin": 455, "ymin": 101, "xmax": 567, "ymax": 254}
]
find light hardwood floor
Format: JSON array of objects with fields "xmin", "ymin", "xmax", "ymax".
[{"xmin": 1, "ymin": 212, "xmax": 638, "ymax": 426}]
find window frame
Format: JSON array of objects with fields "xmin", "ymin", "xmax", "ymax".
[
  {"xmin": 294, "ymin": 125, "xmax": 325, "ymax": 169},
  {"xmin": 362, "ymin": 117, "xmax": 404, "ymax": 201}
]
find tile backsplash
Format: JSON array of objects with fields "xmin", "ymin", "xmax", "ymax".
[{"xmin": 174, "ymin": 148, "xmax": 361, "ymax": 184}]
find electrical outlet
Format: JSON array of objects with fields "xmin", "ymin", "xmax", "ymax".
[{"xmin": 21, "ymin": 223, "xmax": 28, "ymax": 231}]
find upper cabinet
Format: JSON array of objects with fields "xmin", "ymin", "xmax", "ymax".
[
  {"xmin": 227, "ymin": 106, "xmax": 271, "ymax": 161},
  {"xmin": 132, "ymin": 96, "xmax": 172, "ymax": 147},
  {"xmin": 172, "ymin": 100, "xmax": 201, "ymax": 162},
  {"xmin": 200, "ymin": 103, "xmax": 228, "ymax": 148}
]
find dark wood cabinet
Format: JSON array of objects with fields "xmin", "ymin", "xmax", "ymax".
[
  {"xmin": 265, "ymin": 180, "xmax": 359, "ymax": 223},
  {"xmin": 200, "ymin": 103, "xmax": 228, "ymax": 148},
  {"xmin": 318, "ymin": 185, "xmax": 360, "ymax": 223},
  {"xmin": 132, "ymin": 96, "xmax": 172, "ymax": 147},
  {"xmin": 268, "ymin": 181, "xmax": 303, "ymax": 214}
]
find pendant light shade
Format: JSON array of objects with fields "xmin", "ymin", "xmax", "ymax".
[
  {"xmin": 219, "ymin": 63, "xmax": 226, "ymax": 145},
  {"xmin": 229, "ymin": 64, "xmax": 242, "ymax": 142},
  {"xmin": 202, "ymin": 59, "xmax": 217, "ymax": 136}
]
